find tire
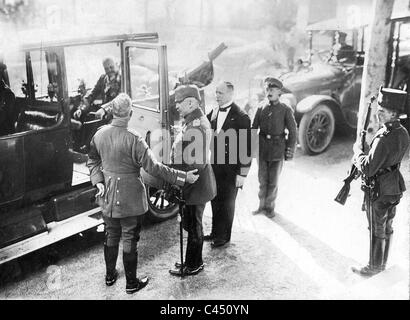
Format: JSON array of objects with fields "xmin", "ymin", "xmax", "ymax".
[
  {"xmin": 145, "ymin": 185, "xmax": 179, "ymax": 223},
  {"xmin": 298, "ymin": 104, "xmax": 335, "ymax": 155}
]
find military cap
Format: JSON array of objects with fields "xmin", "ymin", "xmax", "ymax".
[
  {"xmin": 175, "ymin": 84, "xmax": 201, "ymax": 103},
  {"xmin": 264, "ymin": 77, "xmax": 283, "ymax": 89},
  {"xmin": 377, "ymin": 87, "xmax": 407, "ymax": 113},
  {"xmin": 112, "ymin": 93, "xmax": 132, "ymax": 117}
]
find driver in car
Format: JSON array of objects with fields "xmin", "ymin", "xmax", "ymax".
[
  {"xmin": 73, "ymin": 56, "xmax": 121, "ymax": 121},
  {"xmin": 332, "ymin": 32, "xmax": 355, "ymax": 63}
]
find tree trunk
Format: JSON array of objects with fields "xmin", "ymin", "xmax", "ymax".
[{"xmin": 356, "ymin": 0, "xmax": 395, "ymax": 147}]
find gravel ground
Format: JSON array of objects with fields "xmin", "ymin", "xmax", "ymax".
[{"xmin": 0, "ymin": 134, "xmax": 408, "ymax": 300}]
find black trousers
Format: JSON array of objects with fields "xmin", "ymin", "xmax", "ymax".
[
  {"xmin": 210, "ymin": 165, "xmax": 239, "ymax": 242},
  {"xmin": 183, "ymin": 204, "xmax": 205, "ymax": 268}
]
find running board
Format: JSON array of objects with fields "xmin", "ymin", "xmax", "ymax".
[{"xmin": 0, "ymin": 207, "xmax": 102, "ymax": 265}]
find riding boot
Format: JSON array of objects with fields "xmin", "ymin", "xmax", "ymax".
[
  {"xmin": 123, "ymin": 251, "xmax": 149, "ymax": 294},
  {"xmin": 104, "ymin": 245, "xmax": 119, "ymax": 286},
  {"xmin": 372, "ymin": 236, "xmax": 385, "ymax": 272},
  {"xmin": 352, "ymin": 236, "xmax": 384, "ymax": 277},
  {"xmin": 381, "ymin": 235, "xmax": 392, "ymax": 271}
]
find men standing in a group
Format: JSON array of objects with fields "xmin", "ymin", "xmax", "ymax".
[
  {"xmin": 87, "ymin": 93, "xmax": 199, "ymax": 293},
  {"xmin": 168, "ymin": 84, "xmax": 216, "ymax": 276},
  {"xmin": 251, "ymin": 77, "xmax": 297, "ymax": 218},
  {"xmin": 352, "ymin": 87, "xmax": 410, "ymax": 276},
  {"xmin": 205, "ymin": 81, "xmax": 252, "ymax": 248}
]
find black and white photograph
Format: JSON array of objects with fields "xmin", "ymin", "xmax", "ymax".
[{"xmin": 0, "ymin": 0, "xmax": 409, "ymax": 304}]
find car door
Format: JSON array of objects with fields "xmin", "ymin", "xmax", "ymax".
[
  {"xmin": 21, "ymin": 48, "xmax": 72, "ymax": 202},
  {"xmin": 123, "ymin": 42, "xmax": 171, "ymax": 163}
]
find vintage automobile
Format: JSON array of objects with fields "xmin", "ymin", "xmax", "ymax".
[
  {"xmin": 245, "ymin": 27, "xmax": 366, "ymax": 155},
  {"xmin": 386, "ymin": 14, "xmax": 410, "ymax": 131},
  {"xmin": 0, "ymin": 33, "xmax": 225, "ymax": 264}
]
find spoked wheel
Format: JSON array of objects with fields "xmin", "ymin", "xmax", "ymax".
[
  {"xmin": 145, "ymin": 185, "xmax": 178, "ymax": 222},
  {"xmin": 298, "ymin": 104, "xmax": 335, "ymax": 155}
]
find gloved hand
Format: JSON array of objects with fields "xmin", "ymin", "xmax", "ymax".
[
  {"xmin": 73, "ymin": 109, "xmax": 82, "ymax": 120},
  {"xmin": 285, "ymin": 147, "xmax": 294, "ymax": 161},
  {"xmin": 95, "ymin": 108, "xmax": 106, "ymax": 120}
]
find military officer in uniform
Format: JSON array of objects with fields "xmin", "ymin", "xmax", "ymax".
[
  {"xmin": 168, "ymin": 84, "xmax": 217, "ymax": 276},
  {"xmin": 352, "ymin": 87, "xmax": 410, "ymax": 276},
  {"xmin": 74, "ymin": 56, "xmax": 121, "ymax": 120},
  {"xmin": 251, "ymin": 77, "xmax": 297, "ymax": 218},
  {"xmin": 87, "ymin": 93, "xmax": 199, "ymax": 293}
]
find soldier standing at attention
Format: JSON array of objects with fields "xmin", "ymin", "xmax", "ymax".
[
  {"xmin": 168, "ymin": 84, "xmax": 217, "ymax": 276},
  {"xmin": 87, "ymin": 93, "xmax": 199, "ymax": 293},
  {"xmin": 251, "ymin": 77, "xmax": 297, "ymax": 218},
  {"xmin": 352, "ymin": 87, "xmax": 410, "ymax": 276}
]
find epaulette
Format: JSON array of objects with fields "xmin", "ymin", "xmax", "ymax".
[{"xmin": 127, "ymin": 128, "xmax": 142, "ymax": 138}]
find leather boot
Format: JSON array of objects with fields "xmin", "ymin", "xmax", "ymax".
[
  {"xmin": 104, "ymin": 245, "xmax": 119, "ymax": 286},
  {"xmin": 381, "ymin": 235, "xmax": 392, "ymax": 271},
  {"xmin": 123, "ymin": 251, "xmax": 149, "ymax": 294},
  {"xmin": 372, "ymin": 236, "xmax": 385, "ymax": 272},
  {"xmin": 352, "ymin": 236, "xmax": 385, "ymax": 277}
]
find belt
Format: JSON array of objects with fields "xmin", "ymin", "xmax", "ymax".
[
  {"xmin": 374, "ymin": 163, "xmax": 400, "ymax": 178},
  {"xmin": 259, "ymin": 132, "xmax": 285, "ymax": 140}
]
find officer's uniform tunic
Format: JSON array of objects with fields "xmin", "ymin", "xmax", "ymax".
[
  {"xmin": 87, "ymin": 117, "xmax": 186, "ymax": 253},
  {"xmin": 170, "ymin": 107, "xmax": 216, "ymax": 268}
]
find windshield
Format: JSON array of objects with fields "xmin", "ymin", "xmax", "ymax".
[{"xmin": 310, "ymin": 30, "xmax": 356, "ymax": 64}]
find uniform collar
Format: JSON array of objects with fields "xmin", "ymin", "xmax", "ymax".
[
  {"xmin": 184, "ymin": 107, "xmax": 204, "ymax": 124},
  {"xmin": 111, "ymin": 117, "xmax": 129, "ymax": 128}
]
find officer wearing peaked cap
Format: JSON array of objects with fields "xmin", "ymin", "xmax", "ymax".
[
  {"xmin": 169, "ymin": 84, "xmax": 217, "ymax": 276},
  {"xmin": 352, "ymin": 87, "xmax": 410, "ymax": 276},
  {"xmin": 87, "ymin": 93, "xmax": 199, "ymax": 293},
  {"xmin": 251, "ymin": 77, "xmax": 297, "ymax": 218}
]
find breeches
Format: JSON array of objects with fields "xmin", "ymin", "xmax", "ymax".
[
  {"xmin": 365, "ymin": 194, "xmax": 401, "ymax": 239},
  {"xmin": 103, "ymin": 215, "xmax": 143, "ymax": 253}
]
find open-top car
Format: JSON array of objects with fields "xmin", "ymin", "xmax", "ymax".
[{"xmin": 244, "ymin": 26, "xmax": 367, "ymax": 155}]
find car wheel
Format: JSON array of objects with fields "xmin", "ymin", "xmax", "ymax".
[
  {"xmin": 145, "ymin": 185, "xmax": 179, "ymax": 222},
  {"xmin": 298, "ymin": 104, "xmax": 335, "ymax": 155}
]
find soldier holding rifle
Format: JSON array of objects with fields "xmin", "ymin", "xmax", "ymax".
[{"xmin": 351, "ymin": 87, "xmax": 409, "ymax": 276}]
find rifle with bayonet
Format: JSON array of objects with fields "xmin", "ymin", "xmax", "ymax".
[{"xmin": 334, "ymin": 95, "xmax": 376, "ymax": 205}]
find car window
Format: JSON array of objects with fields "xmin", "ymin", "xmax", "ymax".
[
  {"xmin": 4, "ymin": 51, "xmax": 27, "ymax": 98},
  {"xmin": 30, "ymin": 50, "xmax": 53, "ymax": 100},
  {"xmin": 127, "ymin": 47, "xmax": 160, "ymax": 111},
  {"xmin": 64, "ymin": 43, "xmax": 121, "ymax": 99}
]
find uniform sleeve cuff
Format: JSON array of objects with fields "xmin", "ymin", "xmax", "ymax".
[
  {"xmin": 91, "ymin": 174, "xmax": 104, "ymax": 186},
  {"xmin": 175, "ymin": 171, "xmax": 186, "ymax": 186}
]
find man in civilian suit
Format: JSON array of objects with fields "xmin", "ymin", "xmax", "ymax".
[{"xmin": 205, "ymin": 81, "xmax": 252, "ymax": 248}]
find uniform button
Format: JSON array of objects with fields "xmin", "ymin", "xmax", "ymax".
[
  {"xmin": 116, "ymin": 201, "xmax": 120, "ymax": 205},
  {"xmin": 116, "ymin": 190, "xmax": 119, "ymax": 193},
  {"xmin": 117, "ymin": 177, "xmax": 121, "ymax": 181}
]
